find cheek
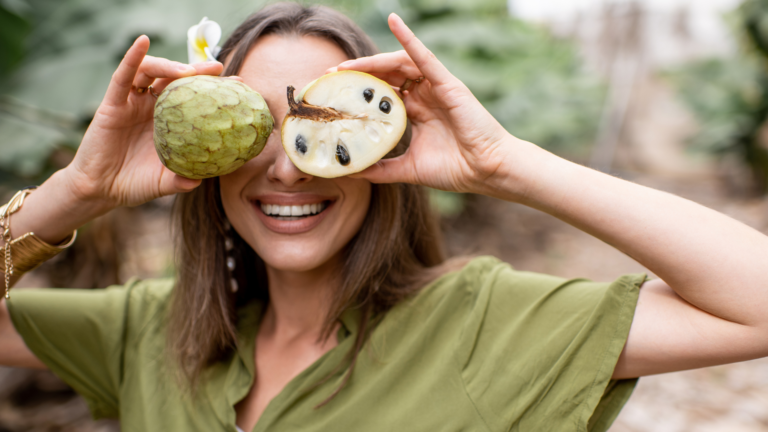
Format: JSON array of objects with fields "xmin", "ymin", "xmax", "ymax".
[
  {"xmin": 219, "ymin": 134, "xmax": 280, "ymax": 206},
  {"xmin": 219, "ymin": 158, "xmax": 265, "ymax": 227},
  {"xmin": 337, "ymin": 179, "xmax": 372, "ymax": 238}
]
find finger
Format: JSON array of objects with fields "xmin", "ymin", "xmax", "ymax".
[
  {"xmin": 189, "ymin": 60, "xmax": 224, "ymax": 76},
  {"xmin": 104, "ymin": 35, "xmax": 150, "ymax": 105},
  {"xmin": 133, "ymin": 56, "xmax": 197, "ymax": 88},
  {"xmin": 172, "ymin": 174, "xmax": 202, "ymax": 192},
  {"xmin": 371, "ymin": 72, "xmax": 421, "ymax": 89},
  {"xmin": 147, "ymin": 61, "xmax": 226, "ymax": 94},
  {"xmin": 158, "ymin": 169, "xmax": 202, "ymax": 196},
  {"xmin": 330, "ymin": 67, "xmax": 418, "ymax": 91},
  {"xmin": 337, "ymin": 51, "xmax": 422, "ymax": 82},
  {"xmin": 349, "ymin": 155, "xmax": 415, "ymax": 184},
  {"xmin": 388, "ymin": 14, "xmax": 454, "ymax": 87}
]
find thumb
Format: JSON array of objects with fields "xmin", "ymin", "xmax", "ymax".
[
  {"xmin": 350, "ymin": 155, "xmax": 415, "ymax": 184},
  {"xmin": 159, "ymin": 169, "xmax": 202, "ymax": 196},
  {"xmin": 172, "ymin": 174, "xmax": 202, "ymax": 192}
]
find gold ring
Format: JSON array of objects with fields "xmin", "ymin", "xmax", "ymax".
[
  {"xmin": 135, "ymin": 85, "xmax": 159, "ymax": 98},
  {"xmin": 400, "ymin": 76, "xmax": 425, "ymax": 92}
]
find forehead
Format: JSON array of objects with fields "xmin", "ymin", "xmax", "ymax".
[{"xmin": 236, "ymin": 34, "xmax": 350, "ymax": 110}]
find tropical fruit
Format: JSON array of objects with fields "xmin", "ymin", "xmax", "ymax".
[
  {"xmin": 153, "ymin": 76, "xmax": 274, "ymax": 179},
  {"xmin": 281, "ymin": 71, "xmax": 407, "ymax": 178}
]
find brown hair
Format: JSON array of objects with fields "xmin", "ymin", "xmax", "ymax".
[{"xmin": 168, "ymin": 2, "xmax": 447, "ymax": 400}]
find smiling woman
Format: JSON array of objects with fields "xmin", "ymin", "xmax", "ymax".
[
  {"xmin": 170, "ymin": 14, "xmax": 444, "ymax": 413},
  {"xmin": 1, "ymin": 2, "xmax": 768, "ymax": 432}
]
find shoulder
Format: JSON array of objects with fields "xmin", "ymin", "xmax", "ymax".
[
  {"xmin": 403, "ymin": 256, "xmax": 644, "ymax": 348},
  {"xmin": 383, "ymin": 256, "xmax": 570, "ymax": 338},
  {"xmin": 121, "ymin": 277, "xmax": 175, "ymax": 327},
  {"xmin": 423, "ymin": 255, "xmax": 643, "ymax": 305},
  {"xmin": 123, "ymin": 277, "xmax": 175, "ymax": 304},
  {"xmin": 412, "ymin": 255, "xmax": 571, "ymax": 309}
]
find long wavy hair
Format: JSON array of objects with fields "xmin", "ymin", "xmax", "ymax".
[{"xmin": 167, "ymin": 2, "xmax": 448, "ymax": 401}]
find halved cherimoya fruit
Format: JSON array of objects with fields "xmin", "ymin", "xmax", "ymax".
[{"xmin": 281, "ymin": 71, "xmax": 407, "ymax": 178}]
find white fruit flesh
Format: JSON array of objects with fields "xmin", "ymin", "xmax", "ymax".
[{"xmin": 281, "ymin": 71, "xmax": 407, "ymax": 178}]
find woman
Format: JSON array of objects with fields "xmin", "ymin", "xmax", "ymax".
[{"xmin": 1, "ymin": 3, "xmax": 767, "ymax": 431}]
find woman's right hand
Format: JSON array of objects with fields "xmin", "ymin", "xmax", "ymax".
[{"xmin": 64, "ymin": 35, "xmax": 222, "ymax": 208}]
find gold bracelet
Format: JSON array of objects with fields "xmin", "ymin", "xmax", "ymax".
[{"xmin": 1, "ymin": 188, "xmax": 77, "ymax": 298}]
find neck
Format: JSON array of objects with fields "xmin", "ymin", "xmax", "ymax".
[{"xmin": 261, "ymin": 256, "xmax": 341, "ymax": 343}]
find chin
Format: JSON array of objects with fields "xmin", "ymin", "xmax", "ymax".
[{"xmin": 256, "ymin": 240, "xmax": 342, "ymax": 273}]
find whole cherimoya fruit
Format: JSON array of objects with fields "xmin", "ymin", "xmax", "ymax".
[
  {"xmin": 153, "ymin": 76, "xmax": 274, "ymax": 179},
  {"xmin": 281, "ymin": 71, "xmax": 407, "ymax": 178}
]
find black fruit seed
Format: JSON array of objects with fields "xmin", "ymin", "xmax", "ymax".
[
  {"xmin": 363, "ymin": 88, "xmax": 374, "ymax": 103},
  {"xmin": 336, "ymin": 144, "xmax": 350, "ymax": 166},
  {"xmin": 379, "ymin": 100, "xmax": 391, "ymax": 114},
  {"xmin": 295, "ymin": 135, "xmax": 307, "ymax": 155}
]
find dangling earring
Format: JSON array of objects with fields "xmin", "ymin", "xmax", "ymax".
[{"xmin": 223, "ymin": 219, "xmax": 238, "ymax": 293}]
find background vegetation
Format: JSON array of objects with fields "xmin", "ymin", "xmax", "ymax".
[{"xmin": 670, "ymin": 0, "xmax": 768, "ymax": 193}]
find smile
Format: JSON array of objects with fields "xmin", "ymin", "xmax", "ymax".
[{"xmin": 258, "ymin": 200, "xmax": 331, "ymax": 220}]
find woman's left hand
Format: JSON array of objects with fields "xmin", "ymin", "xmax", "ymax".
[{"xmin": 331, "ymin": 14, "xmax": 535, "ymax": 196}]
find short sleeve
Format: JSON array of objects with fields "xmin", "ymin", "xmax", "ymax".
[
  {"xmin": 6, "ymin": 281, "xmax": 139, "ymax": 419},
  {"xmin": 456, "ymin": 257, "xmax": 643, "ymax": 432}
]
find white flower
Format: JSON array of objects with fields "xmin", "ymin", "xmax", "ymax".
[{"xmin": 187, "ymin": 17, "xmax": 222, "ymax": 64}]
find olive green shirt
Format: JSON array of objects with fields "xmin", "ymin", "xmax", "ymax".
[{"xmin": 8, "ymin": 256, "xmax": 643, "ymax": 431}]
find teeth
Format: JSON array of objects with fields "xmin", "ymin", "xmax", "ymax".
[{"xmin": 260, "ymin": 202, "xmax": 327, "ymax": 217}]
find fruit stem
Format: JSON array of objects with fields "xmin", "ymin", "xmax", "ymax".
[{"xmin": 286, "ymin": 86, "xmax": 347, "ymax": 122}]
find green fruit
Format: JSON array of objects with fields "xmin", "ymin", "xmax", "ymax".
[{"xmin": 153, "ymin": 76, "xmax": 274, "ymax": 179}]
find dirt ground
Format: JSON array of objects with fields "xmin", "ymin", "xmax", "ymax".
[{"xmin": 1, "ymin": 79, "xmax": 767, "ymax": 431}]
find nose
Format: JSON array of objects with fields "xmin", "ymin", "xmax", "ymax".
[{"xmin": 266, "ymin": 134, "xmax": 314, "ymax": 187}]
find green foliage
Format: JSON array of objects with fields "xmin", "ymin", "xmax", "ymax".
[
  {"xmin": 428, "ymin": 188, "xmax": 464, "ymax": 217},
  {"xmin": 0, "ymin": 0, "xmax": 31, "ymax": 77},
  {"xmin": 671, "ymin": 0, "xmax": 768, "ymax": 193},
  {"xmin": 671, "ymin": 57, "xmax": 763, "ymax": 152}
]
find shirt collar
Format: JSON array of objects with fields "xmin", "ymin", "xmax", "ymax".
[{"xmin": 234, "ymin": 300, "xmax": 363, "ymax": 372}]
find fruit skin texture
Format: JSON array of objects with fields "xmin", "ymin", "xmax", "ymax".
[{"xmin": 153, "ymin": 76, "xmax": 274, "ymax": 179}]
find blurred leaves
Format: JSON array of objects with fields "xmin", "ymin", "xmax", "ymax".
[
  {"xmin": 670, "ymin": 0, "xmax": 768, "ymax": 193},
  {"xmin": 0, "ymin": 0, "xmax": 31, "ymax": 77}
]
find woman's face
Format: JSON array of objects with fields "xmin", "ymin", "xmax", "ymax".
[{"xmin": 220, "ymin": 35, "xmax": 372, "ymax": 273}]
